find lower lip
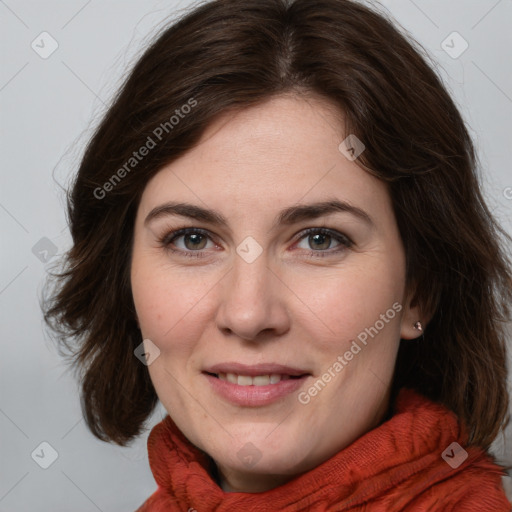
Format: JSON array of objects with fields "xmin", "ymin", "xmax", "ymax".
[{"xmin": 203, "ymin": 373, "xmax": 309, "ymax": 407}]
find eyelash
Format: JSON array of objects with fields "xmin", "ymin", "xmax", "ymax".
[{"xmin": 157, "ymin": 227, "xmax": 353, "ymax": 259}]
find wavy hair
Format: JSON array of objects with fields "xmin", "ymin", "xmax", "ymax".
[{"xmin": 43, "ymin": 0, "xmax": 512, "ymax": 449}]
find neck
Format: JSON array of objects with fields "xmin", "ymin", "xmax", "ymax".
[{"xmin": 216, "ymin": 465, "xmax": 294, "ymax": 493}]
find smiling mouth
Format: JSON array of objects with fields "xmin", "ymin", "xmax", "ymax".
[
  {"xmin": 205, "ymin": 372, "xmax": 306, "ymax": 386},
  {"xmin": 203, "ymin": 370, "xmax": 311, "ymax": 407}
]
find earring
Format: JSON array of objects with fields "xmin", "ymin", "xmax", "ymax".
[{"xmin": 414, "ymin": 321, "xmax": 423, "ymax": 332}]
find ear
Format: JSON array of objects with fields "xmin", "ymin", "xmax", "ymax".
[{"xmin": 399, "ymin": 286, "xmax": 432, "ymax": 340}]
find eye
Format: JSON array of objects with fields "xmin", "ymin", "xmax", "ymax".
[
  {"xmin": 158, "ymin": 226, "xmax": 353, "ymax": 259},
  {"xmin": 175, "ymin": 231, "xmax": 210, "ymax": 250},
  {"xmin": 294, "ymin": 228, "xmax": 353, "ymax": 257},
  {"xmin": 158, "ymin": 228, "xmax": 217, "ymax": 258}
]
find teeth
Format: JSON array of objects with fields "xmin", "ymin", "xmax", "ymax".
[
  {"xmin": 270, "ymin": 374, "xmax": 282, "ymax": 384},
  {"xmin": 253, "ymin": 375, "xmax": 270, "ymax": 386},
  {"xmin": 217, "ymin": 373, "xmax": 292, "ymax": 385},
  {"xmin": 238, "ymin": 375, "xmax": 253, "ymax": 386},
  {"xmin": 226, "ymin": 373, "xmax": 237, "ymax": 384}
]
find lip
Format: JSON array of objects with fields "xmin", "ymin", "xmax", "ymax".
[
  {"xmin": 204, "ymin": 362, "xmax": 310, "ymax": 377},
  {"xmin": 202, "ymin": 362, "xmax": 311, "ymax": 407},
  {"xmin": 203, "ymin": 373, "xmax": 309, "ymax": 407}
]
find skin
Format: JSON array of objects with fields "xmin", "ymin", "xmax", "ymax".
[{"xmin": 130, "ymin": 93, "xmax": 424, "ymax": 493}]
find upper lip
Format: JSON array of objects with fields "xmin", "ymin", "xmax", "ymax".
[{"xmin": 204, "ymin": 362, "xmax": 310, "ymax": 377}]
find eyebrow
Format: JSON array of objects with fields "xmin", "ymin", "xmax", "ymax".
[{"xmin": 144, "ymin": 199, "xmax": 374, "ymax": 229}]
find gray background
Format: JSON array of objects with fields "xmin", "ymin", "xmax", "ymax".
[{"xmin": 1, "ymin": 0, "xmax": 511, "ymax": 510}]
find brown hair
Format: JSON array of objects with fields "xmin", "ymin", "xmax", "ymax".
[{"xmin": 43, "ymin": 0, "xmax": 512, "ymax": 450}]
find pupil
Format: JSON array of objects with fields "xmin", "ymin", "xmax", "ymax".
[
  {"xmin": 185, "ymin": 234, "xmax": 206, "ymax": 250},
  {"xmin": 311, "ymin": 233, "xmax": 330, "ymax": 250}
]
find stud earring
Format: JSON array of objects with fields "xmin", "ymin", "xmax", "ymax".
[{"xmin": 414, "ymin": 321, "xmax": 423, "ymax": 332}]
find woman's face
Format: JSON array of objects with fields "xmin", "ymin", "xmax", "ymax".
[{"xmin": 131, "ymin": 94, "xmax": 422, "ymax": 492}]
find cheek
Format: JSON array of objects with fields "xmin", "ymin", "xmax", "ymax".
[
  {"xmin": 131, "ymin": 258, "xmax": 210, "ymax": 350},
  {"xmin": 291, "ymin": 259, "xmax": 404, "ymax": 350}
]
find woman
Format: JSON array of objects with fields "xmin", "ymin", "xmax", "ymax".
[{"xmin": 43, "ymin": 0, "xmax": 512, "ymax": 509}]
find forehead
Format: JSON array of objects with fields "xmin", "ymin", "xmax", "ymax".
[
  {"xmin": 191, "ymin": 94, "xmax": 344, "ymax": 175},
  {"xmin": 138, "ymin": 94, "xmax": 390, "ymax": 223}
]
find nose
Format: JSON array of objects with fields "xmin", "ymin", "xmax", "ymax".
[{"xmin": 214, "ymin": 251, "xmax": 290, "ymax": 342}]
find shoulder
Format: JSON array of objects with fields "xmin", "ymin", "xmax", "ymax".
[
  {"xmin": 400, "ymin": 457, "xmax": 511, "ymax": 511},
  {"xmin": 375, "ymin": 388, "xmax": 511, "ymax": 510}
]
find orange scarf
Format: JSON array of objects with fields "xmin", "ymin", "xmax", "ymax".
[{"xmin": 136, "ymin": 388, "xmax": 510, "ymax": 511}]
